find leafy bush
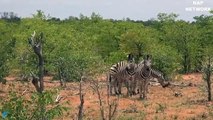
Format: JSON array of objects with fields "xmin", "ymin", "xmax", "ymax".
[
  {"xmin": 0, "ymin": 38, "xmax": 16, "ymax": 83},
  {"xmin": 54, "ymin": 52, "xmax": 105, "ymax": 82},
  {"xmin": 0, "ymin": 90, "xmax": 67, "ymax": 120},
  {"xmin": 151, "ymin": 44, "xmax": 180, "ymax": 79},
  {"xmin": 106, "ymin": 51, "xmax": 126, "ymax": 65}
]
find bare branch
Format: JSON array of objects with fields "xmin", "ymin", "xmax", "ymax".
[
  {"xmin": 78, "ymin": 76, "xmax": 85, "ymax": 120},
  {"xmin": 89, "ymin": 78, "xmax": 105, "ymax": 120},
  {"xmin": 21, "ymin": 89, "xmax": 28, "ymax": 96},
  {"xmin": 55, "ymin": 95, "xmax": 63, "ymax": 103}
]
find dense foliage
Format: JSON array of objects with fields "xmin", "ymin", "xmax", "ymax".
[
  {"xmin": 0, "ymin": 90, "xmax": 67, "ymax": 120},
  {"xmin": 0, "ymin": 11, "xmax": 212, "ymax": 81}
]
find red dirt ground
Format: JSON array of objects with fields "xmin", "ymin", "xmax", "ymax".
[{"xmin": 1, "ymin": 73, "xmax": 213, "ymax": 120}]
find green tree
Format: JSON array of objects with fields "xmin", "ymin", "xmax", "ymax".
[
  {"xmin": 32, "ymin": 10, "xmax": 46, "ymax": 20},
  {"xmin": 157, "ymin": 13, "xmax": 179, "ymax": 22},
  {"xmin": 1, "ymin": 90, "xmax": 67, "ymax": 120},
  {"xmin": 0, "ymin": 16, "xmax": 22, "ymax": 80},
  {"xmin": 162, "ymin": 20, "xmax": 201, "ymax": 73},
  {"xmin": 195, "ymin": 13, "xmax": 213, "ymax": 101},
  {"xmin": 119, "ymin": 26, "xmax": 158, "ymax": 62}
]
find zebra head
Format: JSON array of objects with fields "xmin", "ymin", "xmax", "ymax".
[
  {"xmin": 127, "ymin": 53, "xmax": 135, "ymax": 63},
  {"xmin": 126, "ymin": 62, "xmax": 136, "ymax": 75},
  {"xmin": 143, "ymin": 55, "xmax": 152, "ymax": 71}
]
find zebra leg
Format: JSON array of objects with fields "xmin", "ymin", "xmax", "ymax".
[
  {"xmin": 114, "ymin": 79, "xmax": 119, "ymax": 95},
  {"xmin": 124, "ymin": 79, "xmax": 130, "ymax": 96},
  {"xmin": 127, "ymin": 79, "xmax": 134, "ymax": 96},
  {"xmin": 137, "ymin": 88, "xmax": 140, "ymax": 94},
  {"xmin": 146, "ymin": 81, "xmax": 149, "ymax": 93},
  {"xmin": 136, "ymin": 80, "xmax": 140, "ymax": 94},
  {"xmin": 118, "ymin": 79, "xmax": 122, "ymax": 95},
  {"xmin": 139, "ymin": 80, "xmax": 143, "ymax": 99},
  {"xmin": 129, "ymin": 80, "xmax": 133, "ymax": 96},
  {"xmin": 109, "ymin": 74, "xmax": 117, "ymax": 95},
  {"xmin": 129, "ymin": 79, "xmax": 135, "ymax": 96},
  {"xmin": 108, "ymin": 74, "xmax": 113, "ymax": 95},
  {"xmin": 144, "ymin": 79, "xmax": 149, "ymax": 100},
  {"xmin": 132, "ymin": 78, "xmax": 137, "ymax": 95},
  {"xmin": 129, "ymin": 82, "xmax": 133, "ymax": 96},
  {"xmin": 109, "ymin": 75, "xmax": 119, "ymax": 95},
  {"xmin": 142, "ymin": 80, "xmax": 147, "ymax": 100},
  {"xmin": 108, "ymin": 82, "xmax": 112, "ymax": 96}
]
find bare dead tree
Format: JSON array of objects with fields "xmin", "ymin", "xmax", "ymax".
[
  {"xmin": 28, "ymin": 32, "xmax": 46, "ymax": 120},
  {"xmin": 28, "ymin": 31, "xmax": 44, "ymax": 93},
  {"xmin": 89, "ymin": 79, "xmax": 105, "ymax": 120},
  {"xmin": 89, "ymin": 77, "xmax": 119, "ymax": 120},
  {"xmin": 78, "ymin": 76, "xmax": 84, "ymax": 120},
  {"xmin": 31, "ymin": 71, "xmax": 40, "ymax": 92},
  {"xmin": 107, "ymin": 80, "xmax": 119, "ymax": 120}
]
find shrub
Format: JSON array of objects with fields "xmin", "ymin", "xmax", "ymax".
[{"xmin": 0, "ymin": 90, "xmax": 67, "ymax": 120}]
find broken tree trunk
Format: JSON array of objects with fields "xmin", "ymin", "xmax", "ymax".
[{"xmin": 28, "ymin": 31, "xmax": 44, "ymax": 93}]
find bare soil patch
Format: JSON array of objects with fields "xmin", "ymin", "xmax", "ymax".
[{"xmin": 1, "ymin": 73, "xmax": 213, "ymax": 120}]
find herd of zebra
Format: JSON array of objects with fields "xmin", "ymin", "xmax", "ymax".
[{"xmin": 107, "ymin": 54, "xmax": 170, "ymax": 99}]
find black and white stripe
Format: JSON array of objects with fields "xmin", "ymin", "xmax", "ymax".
[
  {"xmin": 150, "ymin": 69, "xmax": 168, "ymax": 86},
  {"xmin": 135, "ymin": 56, "xmax": 170, "ymax": 99},
  {"xmin": 135, "ymin": 55, "xmax": 152, "ymax": 99},
  {"xmin": 139, "ymin": 68, "xmax": 170, "ymax": 94},
  {"xmin": 108, "ymin": 61, "xmax": 137, "ymax": 96}
]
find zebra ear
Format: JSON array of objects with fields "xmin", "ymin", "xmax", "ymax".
[
  {"xmin": 147, "ymin": 55, "xmax": 152, "ymax": 60},
  {"xmin": 127, "ymin": 53, "xmax": 134, "ymax": 62},
  {"xmin": 146, "ymin": 55, "xmax": 149, "ymax": 60}
]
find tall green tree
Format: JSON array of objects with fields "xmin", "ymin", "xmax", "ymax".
[
  {"xmin": 119, "ymin": 26, "xmax": 158, "ymax": 62},
  {"xmin": 162, "ymin": 20, "xmax": 201, "ymax": 73},
  {"xmin": 195, "ymin": 12, "xmax": 213, "ymax": 101}
]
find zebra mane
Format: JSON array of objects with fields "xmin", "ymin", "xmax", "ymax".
[
  {"xmin": 138, "ymin": 60, "xmax": 144, "ymax": 66},
  {"xmin": 151, "ymin": 68, "xmax": 167, "ymax": 80}
]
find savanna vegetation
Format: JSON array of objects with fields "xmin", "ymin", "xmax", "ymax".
[
  {"xmin": 0, "ymin": 10, "xmax": 212, "ymax": 119},
  {"xmin": 0, "ymin": 10, "xmax": 212, "ymax": 81}
]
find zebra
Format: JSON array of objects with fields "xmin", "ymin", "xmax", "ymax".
[
  {"xmin": 149, "ymin": 69, "xmax": 170, "ymax": 88},
  {"xmin": 135, "ymin": 55, "xmax": 152, "ymax": 99},
  {"xmin": 108, "ymin": 60, "xmax": 137, "ymax": 96},
  {"xmin": 137, "ymin": 68, "xmax": 170, "ymax": 94},
  {"xmin": 135, "ymin": 56, "xmax": 170, "ymax": 99}
]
